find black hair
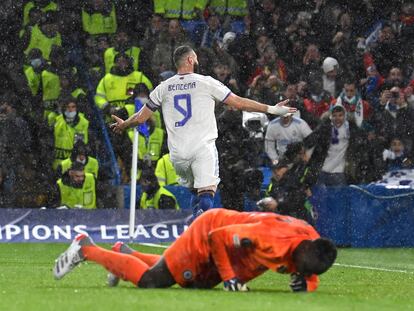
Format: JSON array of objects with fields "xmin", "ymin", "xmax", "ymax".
[
  {"xmin": 284, "ymin": 142, "xmax": 305, "ymax": 163},
  {"xmin": 173, "ymin": 45, "xmax": 193, "ymax": 68},
  {"xmin": 331, "ymin": 105, "xmax": 345, "ymax": 114},
  {"xmin": 70, "ymin": 161, "xmax": 85, "ymax": 172},
  {"xmin": 71, "ymin": 141, "xmax": 88, "ymax": 161},
  {"xmin": 293, "ymin": 238, "xmax": 337, "ymax": 275}
]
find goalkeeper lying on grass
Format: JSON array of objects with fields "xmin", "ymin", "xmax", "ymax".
[{"xmin": 53, "ymin": 209, "xmax": 337, "ymax": 292}]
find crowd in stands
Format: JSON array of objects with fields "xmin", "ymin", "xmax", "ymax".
[{"xmin": 1, "ymin": 0, "xmax": 414, "ymax": 217}]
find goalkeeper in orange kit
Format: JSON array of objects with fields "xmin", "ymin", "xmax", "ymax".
[{"xmin": 53, "ymin": 209, "xmax": 337, "ymax": 292}]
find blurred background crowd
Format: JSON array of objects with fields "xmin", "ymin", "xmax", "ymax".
[{"xmin": 0, "ymin": 0, "xmax": 413, "ymax": 216}]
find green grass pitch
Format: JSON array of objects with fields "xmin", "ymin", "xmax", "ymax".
[{"xmin": 0, "ymin": 244, "xmax": 413, "ymax": 311}]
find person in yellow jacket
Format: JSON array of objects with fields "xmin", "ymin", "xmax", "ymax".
[
  {"xmin": 23, "ymin": 11, "xmax": 62, "ymax": 60},
  {"xmin": 139, "ymin": 169, "xmax": 179, "ymax": 210},
  {"xmin": 21, "ymin": 0, "xmax": 58, "ymax": 37},
  {"xmin": 155, "ymin": 153, "xmax": 179, "ymax": 186},
  {"xmin": 39, "ymin": 46, "xmax": 86, "ymax": 125},
  {"xmin": 95, "ymin": 53, "xmax": 153, "ymax": 123},
  {"xmin": 81, "ymin": 0, "xmax": 117, "ymax": 36},
  {"xmin": 54, "ymin": 161, "xmax": 97, "ymax": 209},
  {"xmin": 53, "ymin": 96, "xmax": 90, "ymax": 170},
  {"xmin": 57, "ymin": 140, "xmax": 99, "ymax": 179},
  {"xmin": 23, "ymin": 48, "xmax": 46, "ymax": 97},
  {"xmin": 103, "ymin": 26, "xmax": 142, "ymax": 74},
  {"xmin": 95, "ymin": 54, "xmax": 153, "ymax": 179},
  {"xmin": 128, "ymin": 116, "xmax": 165, "ymax": 181},
  {"xmin": 154, "ymin": 0, "xmax": 205, "ymax": 20}
]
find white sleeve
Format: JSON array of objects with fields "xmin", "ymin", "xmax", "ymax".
[
  {"xmin": 299, "ymin": 119, "xmax": 313, "ymax": 138},
  {"xmin": 148, "ymin": 84, "xmax": 163, "ymax": 111},
  {"xmin": 205, "ymin": 76, "xmax": 232, "ymax": 102},
  {"xmin": 265, "ymin": 124, "xmax": 279, "ymax": 161}
]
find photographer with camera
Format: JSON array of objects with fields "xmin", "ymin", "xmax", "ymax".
[{"xmin": 371, "ymin": 87, "xmax": 414, "ymax": 162}]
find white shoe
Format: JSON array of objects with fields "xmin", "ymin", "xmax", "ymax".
[{"xmin": 53, "ymin": 234, "xmax": 90, "ymax": 280}]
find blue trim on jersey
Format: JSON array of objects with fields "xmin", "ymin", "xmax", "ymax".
[
  {"xmin": 222, "ymin": 91, "xmax": 232, "ymax": 102},
  {"xmin": 176, "ymin": 73, "xmax": 193, "ymax": 76}
]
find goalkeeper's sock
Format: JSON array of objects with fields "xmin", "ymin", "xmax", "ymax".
[
  {"xmin": 112, "ymin": 242, "xmax": 161, "ymax": 267},
  {"xmin": 82, "ymin": 245, "xmax": 148, "ymax": 286},
  {"xmin": 129, "ymin": 252, "xmax": 161, "ymax": 267}
]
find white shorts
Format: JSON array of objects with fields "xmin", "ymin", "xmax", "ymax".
[{"xmin": 171, "ymin": 142, "xmax": 220, "ymax": 189}]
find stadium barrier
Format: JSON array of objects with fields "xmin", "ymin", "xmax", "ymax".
[{"xmin": 1, "ymin": 184, "xmax": 413, "ymax": 246}]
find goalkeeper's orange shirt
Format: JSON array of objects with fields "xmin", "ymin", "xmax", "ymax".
[{"xmin": 163, "ymin": 209, "xmax": 320, "ymax": 290}]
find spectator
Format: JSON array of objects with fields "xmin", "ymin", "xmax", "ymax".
[
  {"xmin": 139, "ymin": 169, "xmax": 179, "ymax": 210},
  {"xmin": 265, "ymin": 113, "xmax": 312, "ymax": 166},
  {"xmin": 206, "ymin": 0, "xmax": 248, "ymax": 32},
  {"xmin": 383, "ymin": 67, "xmax": 408, "ymax": 89},
  {"xmin": 365, "ymin": 23, "xmax": 401, "ymax": 76},
  {"xmin": 152, "ymin": 19, "xmax": 193, "ymax": 77},
  {"xmin": 53, "ymin": 96, "xmax": 90, "ymax": 170},
  {"xmin": 0, "ymin": 93, "xmax": 33, "ymax": 170},
  {"xmin": 382, "ymin": 136, "xmax": 414, "ymax": 171},
  {"xmin": 57, "ymin": 140, "xmax": 99, "ymax": 179},
  {"xmin": 195, "ymin": 13, "xmax": 223, "ymax": 48},
  {"xmin": 155, "ymin": 153, "xmax": 179, "ymax": 186},
  {"xmin": 83, "ymin": 35, "xmax": 109, "ymax": 88},
  {"xmin": 371, "ymin": 87, "xmax": 414, "ymax": 158},
  {"xmin": 360, "ymin": 64, "xmax": 384, "ymax": 108},
  {"xmin": 335, "ymin": 78, "xmax": 373, "ymax": 128},
  {"xmin": 140, "ymin": 14, "xmax": 165, "ymax": 66},
  {"xmin": 274, "ymin": 82, "xmax": 319, "ymax": 128},
  {"xmin": 322, "ymin": 56, "xmax": 342, "ymax": 97},
  {"xmin": 304, "ymin": 104, "xmax": 368, "ymax": 186},
  {"xmin": 303, "ymin": 71, "xmax": 334, "ymax": 118},
  {"xmin": 81, "ymin": 0, "xmax": 117, "ymax": 36},
  {"xmin": 301, "ymin": 43, "xmax": 322, "ymax": 76},
  {"xmin": 52, "ymin": 161, "xmax": 97, "ymax": 209},
  {"xmin": 212, "ymin": 61, "xmax": 239, "ymax": 94}
]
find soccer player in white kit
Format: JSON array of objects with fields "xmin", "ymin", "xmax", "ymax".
[{"xmin": 111, "ymin": 45, "xmax": 296, "ymax": 218}]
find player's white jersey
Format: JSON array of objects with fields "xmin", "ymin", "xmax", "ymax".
[{"xmin": 149, "ymin": 73, "xmax": 231, "ymax": 158}]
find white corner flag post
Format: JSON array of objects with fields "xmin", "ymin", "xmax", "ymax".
[{"xmin": 129, "ymin": 126, "xmax": 139, "ymax": 241}]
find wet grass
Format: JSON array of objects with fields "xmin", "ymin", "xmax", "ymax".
[{"xmin": 0, "ymin": 244, "xmax": 413, "ymax": 311}]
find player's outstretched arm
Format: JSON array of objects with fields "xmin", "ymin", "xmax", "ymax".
[
  {"xmin": 110, "ymin": 105, "xmax": 154, "ymax": 134},
  {"xmin": 223, "ymin": 93, "xmax": 297, "ymax": 115}
]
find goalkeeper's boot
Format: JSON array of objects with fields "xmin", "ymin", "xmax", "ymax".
[
  {"xmin": 53, "ymin": 234, "xmax": 94, "ymax": 280},
  {"xmin": 107, "ymin": 242, "xmax": 134, "ymax": 287}
]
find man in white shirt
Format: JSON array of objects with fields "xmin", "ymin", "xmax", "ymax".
[
  {"xmin": 265, "ymin": 113, "xmax": 312, "ymax": 165},
  {"xmin": 111, "ymin": 45, "xmax": 296, "ymax": 218}
]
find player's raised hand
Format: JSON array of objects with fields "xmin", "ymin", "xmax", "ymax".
[
  {"xmin": 110, "ymin": 115, "xmax": 126, "ymax": 134},
  {"xmin": 223, "ymin": 278, "xmax": 249, "ymax": 292},
  {"xmin": 266, "ymin": 99, "xmax": 297, "ymax": 116}
]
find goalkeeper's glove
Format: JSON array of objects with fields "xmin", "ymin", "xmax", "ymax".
[
  {"xmin": 223, "ymin": 278, "xmax": 249, "ymax": 292},
  {"xmin": 289, "ymin": 273, "xmax": 307, "ymax": 292}
]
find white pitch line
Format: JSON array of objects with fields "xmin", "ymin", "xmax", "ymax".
[{"xmin": 334, "ymin": 263, "xmax": 414, "ymax": 274}]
